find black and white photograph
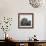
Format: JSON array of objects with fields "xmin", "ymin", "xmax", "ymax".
[{"xmin": 18, "ymin": 13, "xmax": 34, "ymax": 28}]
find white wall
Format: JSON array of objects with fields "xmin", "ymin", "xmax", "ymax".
[
  {"xmin": 44, "ymin": 16, "xmax": 46, "ymax": 40},
  {"xmin": 0, "ymin": 0, "xmax": 46, "ymax": 40}
]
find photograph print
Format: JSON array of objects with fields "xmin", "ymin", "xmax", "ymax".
[{"xmin": 18, "ymin": 13, "xmax": 34, "ymax": 28}]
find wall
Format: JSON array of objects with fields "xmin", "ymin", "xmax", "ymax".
[{"xmin": 0, "ymin": 0, "xmax": 46, "ymax": 40}]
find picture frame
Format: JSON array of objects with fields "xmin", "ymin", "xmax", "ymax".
[{"xmin": 18, "ymin": 13, "xmax": 34, "ymax": 29}]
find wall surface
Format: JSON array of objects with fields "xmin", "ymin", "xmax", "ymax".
[{"xmin": 0, "ymin": 0, "xmax": 46, "ymax": 40}]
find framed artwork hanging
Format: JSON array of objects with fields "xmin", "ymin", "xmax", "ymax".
[{"xmin": 18, "ymin": 13, "xmax": 34, "ymax": 29}]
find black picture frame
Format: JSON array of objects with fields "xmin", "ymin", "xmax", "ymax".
[{"xmin": 18, "ymin": 13, "xmax": 34, "ymax": 29}]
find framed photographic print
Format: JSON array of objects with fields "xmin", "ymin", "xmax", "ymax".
[{"xmin": 18, "ymin": 13, "xmax": 34, "ymax": 29}]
